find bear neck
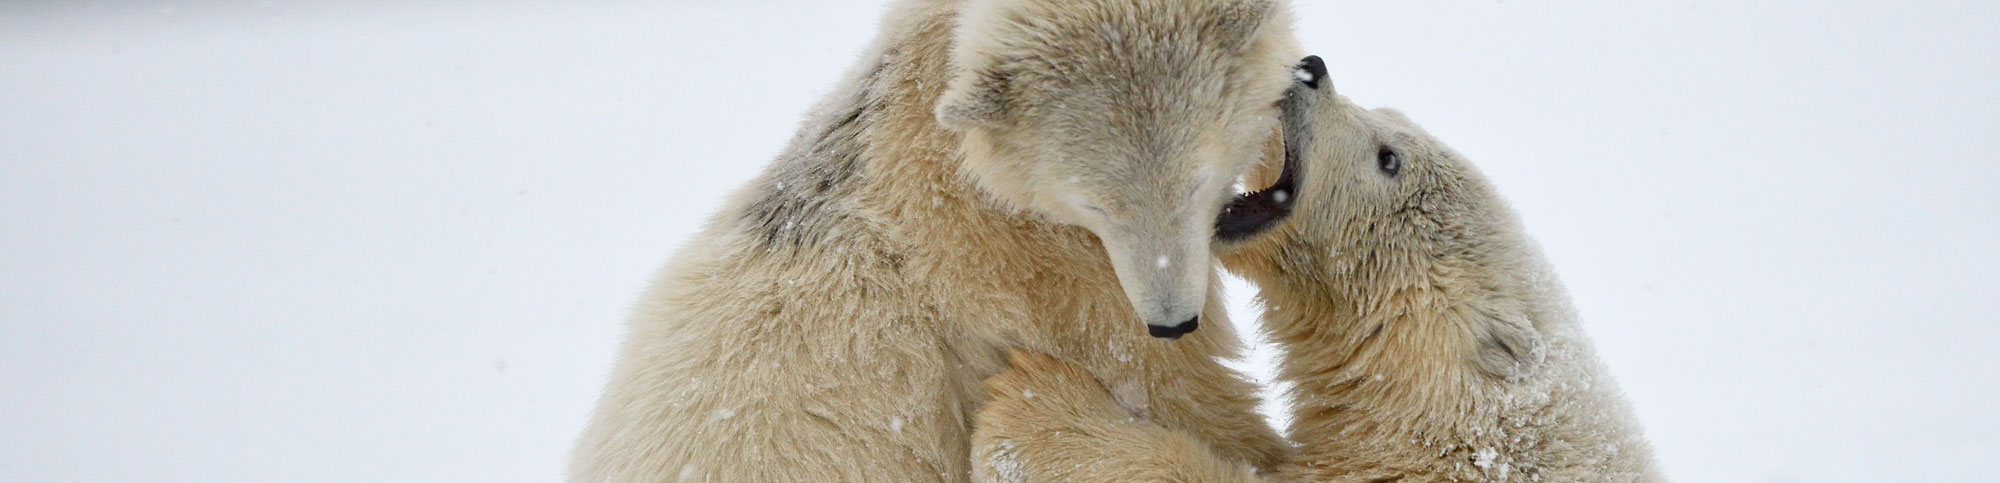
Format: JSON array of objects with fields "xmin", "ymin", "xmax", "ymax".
[
  {"xmin": 1259, "ymin": 243, "xmax": 1647, "ymax": 478},
  {"xmin": 1244, "ymin": 232, "xmax": 1544, "ymax": 458}
]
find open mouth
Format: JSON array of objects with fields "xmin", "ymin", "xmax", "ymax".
[
  {"xmin": 1214, "ymin": 103, "xmax": 1303, "ymax": 243},
  {"xmin": 1213, "ymin": 56, "xmax": 1322, "ymax": 244}
]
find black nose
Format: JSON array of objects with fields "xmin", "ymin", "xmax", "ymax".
[
  {"xmin": 1147, "ymin": 316, "xmax": 1201, "ymax": 340},
  {"xmin": 1297, "ymin": 55, "xmax": 1328, "ymax": 89}
]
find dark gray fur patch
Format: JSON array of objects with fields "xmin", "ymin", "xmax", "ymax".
[{"xmin": 738, "ymin": 95, "xmax": 870, "ymax": 250}]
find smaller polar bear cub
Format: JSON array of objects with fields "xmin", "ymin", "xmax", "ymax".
[{"xmin": 971, "ymin": 56, "xmax": 1663, "ymax": 482}]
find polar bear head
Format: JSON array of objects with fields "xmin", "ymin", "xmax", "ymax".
[
  {"xmin": 1227, "ymin": 56, "xmax": 1546, "ymax": 380},
  {"xmin": 937, "ymin": 0, "xmax": 1299, "ymax": 338}
]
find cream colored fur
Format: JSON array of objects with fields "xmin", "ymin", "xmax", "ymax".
[
  {"xmin": 971, "ymin": 62, "xmax": 1663, "ymax": 482},
  {"xmin": 568, "ymin": 0, "xmax": 1301, "ymax": 481},
  {"xmin": 940, "ymin": 0, "xmax": 1300, "ymax": 331},
  {"xmin": 974, "ymin": 351, "xmax": 1262, "ymax": 483}
]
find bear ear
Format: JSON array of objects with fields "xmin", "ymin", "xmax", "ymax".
[
  {"xmin": 936, "ymin": 69, "xmax": 1009, "ymax": 132},
  {"xmin": 1468, "ymin": 304, "xmax": 1546, "ymax": 382},
  {"xmin": 1206, "ymin": 0, "xmax": 1277, "ymax": 52}
]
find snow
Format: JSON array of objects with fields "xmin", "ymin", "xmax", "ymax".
[
  {"xmin": 1472, "ymin": 447, "xmax": 1498, "ymax": 469},
  {"xmin": 986, "ymin": 440, "xmax": 1024, "ymax": 483},
  {"xmin": 2, "ymin": 1, "xmax": 1998, "ymax": 482}
]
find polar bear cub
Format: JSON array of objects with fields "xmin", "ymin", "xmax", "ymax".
[
  {"xmin": 970, "ymin": 56, "xmax": 1663, "ymax": 482},
  {"xmin": 569, "ymin": 1, "xmax": 1306, "ymax": 481}
]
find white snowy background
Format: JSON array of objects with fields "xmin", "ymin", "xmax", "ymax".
[{"xmin": 4, "ymin": 1, "xmax": 1996, "ymax": 481}]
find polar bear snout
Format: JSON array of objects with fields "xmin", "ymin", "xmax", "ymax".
[
  {"xmin": 1097, "ymin": 227, "xmax": 1213, "ymax": 340},
  {"xmin": 1146, "ymin": 316, "xmax": 1201, "ymax": 340}
]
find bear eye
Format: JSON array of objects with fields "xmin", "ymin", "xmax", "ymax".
[{"xmin": 1376, "ymin": 147, "xmax": 1401, "ymax": 177}]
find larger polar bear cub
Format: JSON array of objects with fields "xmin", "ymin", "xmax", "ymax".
[{"xmin": 568, "ymin": 0, "xmax": 1303, "ymax": 481}]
